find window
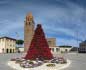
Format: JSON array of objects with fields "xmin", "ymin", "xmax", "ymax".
[
  {"xmin": 48, "ymin": 41, "xmax": 52, "ymax": 45},
  {"xmin": 13, "ymin": 44, "xmax": 15, "ymax": 47},
  {"xmin": 65, "ymin": 49, "xmax": 68, "ymax": 52},
  {"xmin": 26, "ymin": 22, "xmax": 31, "ymax": 25},
  {"xmin": 2, "ymin": 48, "xmax": 4, "ymax": 52},
  {"xmin": 29, "ymin": 22, "xmax": 31, "ymax": 25},
  {"xmin": 30, "ymin": 18, "xmax": 32, "ymax": 21},
  {"xmin": 2, "ymin": 39, "xmax": 4, "ymax": 42},
  {"xmin": 10, "ymin": 44, "xmax": 12, "ymax": 47},
  {"xmin": 52, "ymin": 48, "xmax": 54, "ymax": 52},
  {"xmin": 56, "ymin": 48, "xmax": 58, "ymax": 52}
]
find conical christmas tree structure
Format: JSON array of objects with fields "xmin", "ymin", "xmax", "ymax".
[{"xmin": 24, "ymin": 24, "xmax": 53, "ymax": 60}]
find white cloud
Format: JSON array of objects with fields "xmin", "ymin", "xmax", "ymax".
[{"xmin": 0, "ymin": 0, "xmax": 86, "ymax": 46}]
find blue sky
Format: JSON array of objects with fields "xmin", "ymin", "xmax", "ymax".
[{"xmin": 0, "ymin": 0, "xmax": 86, "ymax": 47}]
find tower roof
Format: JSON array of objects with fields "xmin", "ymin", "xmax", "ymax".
[
  {"xmin": 26, "ymin": 12, "xmax": 33, "ymax": 21},
  {"xmin": 26, "ymin": 12, "xmax": 33, "ymax": 18}
]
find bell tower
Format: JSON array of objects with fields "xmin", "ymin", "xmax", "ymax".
[{"xmin": 24, "ymin": 12, "xmax": 35, "ymax": 52}]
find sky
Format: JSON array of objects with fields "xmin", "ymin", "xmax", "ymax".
[{"xmin": 0, "ymin": 0, "xmax": 86, "ymax": 47}]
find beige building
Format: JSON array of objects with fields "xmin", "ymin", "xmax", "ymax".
[
  {"xmin": 47, "ymin": 38, "xmax": 60, "ymax": 53},
  {"xmin": 47, "ymin": 38, "xmax": 56, "ymax": 47},
  {"xmin": 0, "ymin": 37, "xmax": 16, "ymax": 53}
]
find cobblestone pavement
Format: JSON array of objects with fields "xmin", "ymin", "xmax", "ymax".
[
  {"xmin": 0, "ymin": 53, "xmax": 23, "ymax": 70},
  {"xmin": 0, "ymin": 53, "xmax": 86, "ymax": 70},
  {"xmin": 63, "ymin": 53, "xmax": 86, "ymax": 70}
]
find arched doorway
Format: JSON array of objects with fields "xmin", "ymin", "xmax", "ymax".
[
  {"xmin": 65, "ymin": 49, "xmax": 68, "ymax": 52},
  {"xmin": 2, "ymin": 48, "xmax": 4, "ymax": 53},
  {"xmin": 56, "ymin": 48, "xmax": 59, "ymax": 52},
  {"xmin": 13, "ymin": 49, "xmax": 15, "ymax": 53},
  {"xmin": 10, "ymin": 49, "xmax": 12, "ymax": 53},
  {"xmin": 6, "ymin": 49, "xmax": 9, "ymax": 53}
]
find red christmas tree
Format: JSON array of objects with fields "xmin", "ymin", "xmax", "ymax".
[{"xmin": 24, "ymin": 24, "xmax": 53, "ymax": 60}]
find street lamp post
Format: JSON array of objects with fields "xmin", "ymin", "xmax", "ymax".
[{"xmin": 76, "ymin": 31, "xmax": 79, "ymax": 53}]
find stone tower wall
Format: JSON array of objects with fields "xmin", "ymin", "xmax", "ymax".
[{"xmin": 24, "ymin": 13, "xmax": 34, "ymax": 52}]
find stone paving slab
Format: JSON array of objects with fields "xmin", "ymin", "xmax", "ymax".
[{"xmin": 0, "ymin": 53, "xmax": 86, "ymax": 70}]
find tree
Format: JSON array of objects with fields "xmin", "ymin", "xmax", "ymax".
[
  {"xmin": 16, "ymin": 40, "xmax": 24, "ymax": 47},
  {"xmin": 25, "ymin": 24, "xmax": 53, "ymax": 60},
  {"xmin": 59, "ymin": 45, "xmax": 72, "ymax": 48}
]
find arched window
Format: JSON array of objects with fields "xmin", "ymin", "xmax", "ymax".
[
  {"xmin": 13, "ymin": 49, "xmax": 15, "ymax": 53},
  {"xmin": 30, "ymin": 18, "xmax": 32, "ymax": 21},
  {"xmin": 6, "ymin": 48, "xmax": 9, "ymax": 53},
  {"xmin": 29, "ymin": 22, "xmax": 31, "ymax": 25},
  {"xmin": 2, "ymin": 48, "xmax": 4, "ymax": 53},
  {"xmin": 10, "ymin": 49, "xmax": 12, "ymax": 53},
  {"xmin": 65, "ymin": 49, "xmax": 68, "ymax": 52},
  {"xmin": 52, "ymin": 48, "xmax": 54, "ymax": 52},
  {"xmin": 56, "ymin": 48, "xmax": 58, "ymax": 52}
]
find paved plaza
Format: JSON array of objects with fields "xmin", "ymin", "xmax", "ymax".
[
  {"xmin": 63, "ymin": 53, "xmax": 86, "ymax": 70},
  {"xmin": 0, "ymin": 53, "xmax": 86, "ymax": 70}
]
